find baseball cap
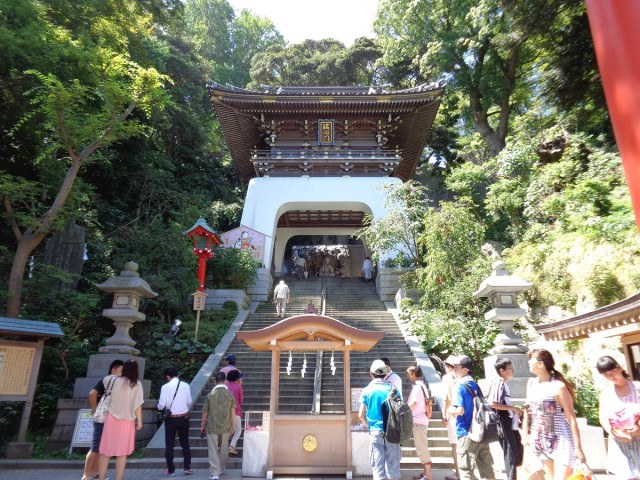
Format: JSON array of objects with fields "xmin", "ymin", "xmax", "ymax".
[
  {"xmin": 370, "ymin": 359, "xmax": 387, "ymax": 375},
  {"xmin": 225, "ymin": 354, "xmax": 236, "ymax": 362},
  {"xmin": 454, "ymin": 355, "xmax": 474, "ymax": 371},
  {"xmin": 444, "ymin": 355, "xmax": 457, "ymax": 366}
]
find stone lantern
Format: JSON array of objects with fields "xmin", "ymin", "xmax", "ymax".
[
  {"xmin": 49, "ymin": 262, "xmax": 158, "ymax": 452},
  {"xmin": 474, "ymin": 260, "xmax": 533, "ymax": 398},
  {"xmin": 97, "ymin": 261, "xmax": 157, "ymax": 355}
]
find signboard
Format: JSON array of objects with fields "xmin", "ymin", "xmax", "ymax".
[
  {"xmin": 193, "ymin": 291, "xmax": 208, "ymax": 311},
  {"xmin": 318, "ymin": 119, "xmax": 335, "ymax": 145},
  {"xmin": 0, "ymin": 342, "xmax": 37, "ymax": 399},
  {"xmin": 351, "ymin": 387, "xmax": 363, "ymax": 412},
  {"xmin": 70, "ymin": 409, "xmax": 94, "ymax": 452},
  {"xmin": 220, "ymin": 226, "xmax": 266, "ymax": 263}
]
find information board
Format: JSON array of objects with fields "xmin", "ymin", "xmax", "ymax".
[
  {"xmin": 70, "ymin": 409, "xmax": 94, "ymax": 452},
  {"xmin": 0, "ymin": 342, "xmax": 36, "ymax": 398},
  {"xmin": 351, "ymin": 387, "xmax": 363, "ymax": 412}
]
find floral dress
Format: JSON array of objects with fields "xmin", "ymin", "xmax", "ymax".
[
  {"xmin": 526, "ymin": 378, "xmax": 575, "ymax": 467},
  {"xmin": 601, "ymin": 380, "xmax": 640, "ymax": 478}
]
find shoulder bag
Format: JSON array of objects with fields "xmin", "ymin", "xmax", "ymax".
[
  {"xmin": 160, "ymin": 381, "xmax": 181, "ymax": 422},
  {"xmin": 93, "ymin": 376, "xmax": 117, "ymax": 424}
]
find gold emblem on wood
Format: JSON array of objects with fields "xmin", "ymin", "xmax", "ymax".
[{"xmin": 302, "ymin": 434, "xmax": 318, "ymax": 452}]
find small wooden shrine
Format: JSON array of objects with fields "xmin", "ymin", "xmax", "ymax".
[{"xmin": 236, "ymin": 314, "xmax": 384, "ymax": 477}]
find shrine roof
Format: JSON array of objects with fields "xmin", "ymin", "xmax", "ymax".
[
  {"xmin": 0, "ymin": 317, "xmax": 64, "ymax": 339},
  {"xmin": 534, "ymin": 292, "xmax": 640, "ymax": 341},
  {"xmin": 207, "ymin": 81, "xmax": 446, "ymax": 181},
  {"xmin": 209, "ymin": 82, "xmax": 444, "ymax": 96}
]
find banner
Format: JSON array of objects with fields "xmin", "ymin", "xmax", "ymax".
[{"xmin": 220, "ymin": 226, "xmax": 266, "ymax": 263}]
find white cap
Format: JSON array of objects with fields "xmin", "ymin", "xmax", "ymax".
[{"xmin": 370, "ymin": 359, "xmax": 386, "ymax": 375}]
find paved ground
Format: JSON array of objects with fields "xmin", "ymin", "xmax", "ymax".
[{"xmin": 0, "ymin": 466, "xmax": 451, "ymax": 480}]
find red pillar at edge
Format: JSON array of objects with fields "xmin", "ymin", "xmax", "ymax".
[{"xmin": 586, "ymin": 1, "xmax": 640, "ymax": 233}]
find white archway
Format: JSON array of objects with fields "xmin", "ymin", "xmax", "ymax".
[{"xmin": 239, "ymin": 177, "xmax": 401, "ymax": 274}]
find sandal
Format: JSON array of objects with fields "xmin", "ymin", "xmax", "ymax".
[{"xmin": 413, "ymin": 475, "xmax": 425, "ymax": 480}]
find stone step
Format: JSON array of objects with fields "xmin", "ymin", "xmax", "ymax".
[{"xmin": 146, "ymin": 277, "xmax": 454, "ymax": 468}]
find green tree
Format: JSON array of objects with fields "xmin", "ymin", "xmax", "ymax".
[
  {"xmin": 249, "ymin": 38, "xmax": 383, "ymax": 88},
  {"xmin": 1, "ymin": 0, "xmax": 169, "ymax": 318},
  {"xmin": 356, "ymin": 180, "xmax": 430, "ymax": 268},
  {"xmin": 184, "ymin": 0, "xmax": 284, "ymax": 87},
  {"xmin": 375, "ymin": 0, "xmax": 570, "ymax": 157}
]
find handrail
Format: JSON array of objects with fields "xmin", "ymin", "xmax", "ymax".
[
  {"xmin": 311, "ymin": 274, "xmax": 328, "ymax": 413},
  {"xmin": 312, "ymin": 351, "xmax": 323, "ymax": 414}
]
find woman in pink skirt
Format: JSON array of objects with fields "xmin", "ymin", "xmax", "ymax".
[{"xmin": 98, "ymin": 359, "xmax": 144, "ymax": 480}]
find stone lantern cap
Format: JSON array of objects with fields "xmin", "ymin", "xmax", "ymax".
[
  {"xmin": 97, "ymin": 261, "xmax": 158, "ymax": 298},
  {"xmin": 473, "ymin": 261, "xmax": 532, "ymax": 298}
]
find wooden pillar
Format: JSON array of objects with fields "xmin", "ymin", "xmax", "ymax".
[
  {"xmin": 17, "ymin": 338, "xmax": 45, "ymax": 442},
  {"xmin": 268, "ymin": 348, "xmax": 280, "ymax": 469},
  {"xmin": 343, "ymin": 349, "xmax": 352, "ymax": 470}
]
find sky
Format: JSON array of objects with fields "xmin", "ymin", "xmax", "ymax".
[{"xmin": 227, "ymin": 0, "xmax": 379, "ymax": 46}]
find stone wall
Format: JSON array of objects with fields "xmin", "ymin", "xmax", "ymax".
[
  {"xmin": 246, "ymin": 267, "xmax": 272, "ymax": 302},
  {"xmin": 204, "ymin": 289, "xmax": 251, "ymax": 311},
  {"xmin": 375, "ymin": 267, "xmax": 409, "ymax": 302}
]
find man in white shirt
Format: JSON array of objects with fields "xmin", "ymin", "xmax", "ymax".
[
  {"xmin": 381, "ymin": 357, "xmax": 403, "ymax": 397},
  {"xmin": 273, "ymin": 280, "xmax": 290, "ymax": 318},
  {"xmin": 362, "ymin": 256, "xmax": 373, "ymax": 281},
  {"xmin": 158, "ymin": 367, "xmax": 194, "ymax": 476}
]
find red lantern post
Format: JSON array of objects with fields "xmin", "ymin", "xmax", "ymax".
[{"xmin": 183, "ymin": 217, "xmax": 222, "ymax": 291}]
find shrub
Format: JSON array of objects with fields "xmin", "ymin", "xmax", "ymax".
[{"xmin": 208, "ymin": 246, "xmax": 258, "ymax": 289}]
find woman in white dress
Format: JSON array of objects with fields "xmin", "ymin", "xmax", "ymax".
[{"xmin": 597, "ymin": 355, "xmax": 640, "ymax": 479}]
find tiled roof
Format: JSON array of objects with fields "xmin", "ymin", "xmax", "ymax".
[
  {"xmin": 0, "ymin": 317, "xmax": 64, "ymax": 338},
  {"xmin": 207, "ymin": 81, "xmax": 446, "ymax": 96},
  {"xmin": 207, "ymin": 81, "xmax": 446, "ymax": 181}
]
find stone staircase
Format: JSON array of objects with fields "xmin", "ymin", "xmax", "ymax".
[{"xmin": 144, "ymin": 276, "xmax": 454, "ymax": 472}]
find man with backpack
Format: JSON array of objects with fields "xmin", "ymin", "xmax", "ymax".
[
  {"xmin": 446, "ymin": 355, "xmax": 496, "ymax": 480},
  {"xmin": 358, "ymin": 359, "xmax": 402, "ymax": 480}
]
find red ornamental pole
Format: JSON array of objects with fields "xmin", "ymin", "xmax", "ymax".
[
  {"xmin": 197, "ymin": 255, "xmax": 207, "ymax": 292},
  {"xmin": 585, "ymin": 1, "xmax": 640, "ymax": 233}
]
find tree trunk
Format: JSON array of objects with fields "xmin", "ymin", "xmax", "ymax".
[
  {"xmin": 5, "ymin": 158, "xmax": 82, "ymax": 318},
  {"xmin": 6, "ymin": 235, "xmax": 43, "ymax": 318}
]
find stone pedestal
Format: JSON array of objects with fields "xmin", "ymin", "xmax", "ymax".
[
  {"xmin": 46, "ymin": 399, "xmax": 158, "ymax": 453},
  {"xmin": 5, "ymin": 442, "xmax": 34, "ymax": 459},
  {"xmin": 481, "ymin": 353, "xmax": 533, "ymax": 400},
  {"xmin": 73, "ymin": 353, "xmax": 151, "ymax": 399}
]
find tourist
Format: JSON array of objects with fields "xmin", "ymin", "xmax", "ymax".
[
  {"xmin": 158, "ymin": 367, "xmax": 193, "ymax": 476},
  {"xmin": 382, "ymin": 357, "xmax": 403, "ymax": 395},
  {"xmin": 442, "ymin": 355, "xmax": 461, "ymax": 480},
  {"xmin": 523, "ymin": 349, "xmax": 585, "ymax": 480},
  {"xmin": 362, "ymin": 256, "xmax": 373, "ymax": 281},
  {"xmin": 219, "ymin": 353, "xmax": 240, "ymax": 378},
  {"xmin": 82, "ymin": 359, "xmax": 123, "ymax": 480},
  {"xmin": 97, "ymin": 359, "xmax": 144, "ymax": 480},
  {"xmin": 596, "ymin": 355, "xmax": 640, "ymax": 479},
  {"xmin": 201, "ymin": 372, "xmax": 235, "ymax": 480},
  {"xmin": 273, "ymin": 280, "xmax": 290, "ymax": 318},
  {"xmin": 406, "ymin": 364, "xmax": 432, "ymax": 480},
  {"xmin": 226, "ymin": 369, "xmax": 244, "ymax": 456},
  {"xmin": 358, "ymin": 359, "xmax": 401, "ymax": 480},
  {"xmin": 488, "ymin": 358, "xmax": 523, "ymax": 480},
  {"xmin": 295, "ymin": 255, "xmax": 306, "ymax": 279},
  {"xmin": 447, "ymin": 355, "xmax": 495, "ymax": 480}
]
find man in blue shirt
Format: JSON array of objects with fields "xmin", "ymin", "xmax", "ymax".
[
  {"xmin": 446, "ymin": 355, "xmax": 495, "ymax": 480},
  {"xmin": 358, "ymin": 359, "xmax": 402, "ymax": 480}
]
